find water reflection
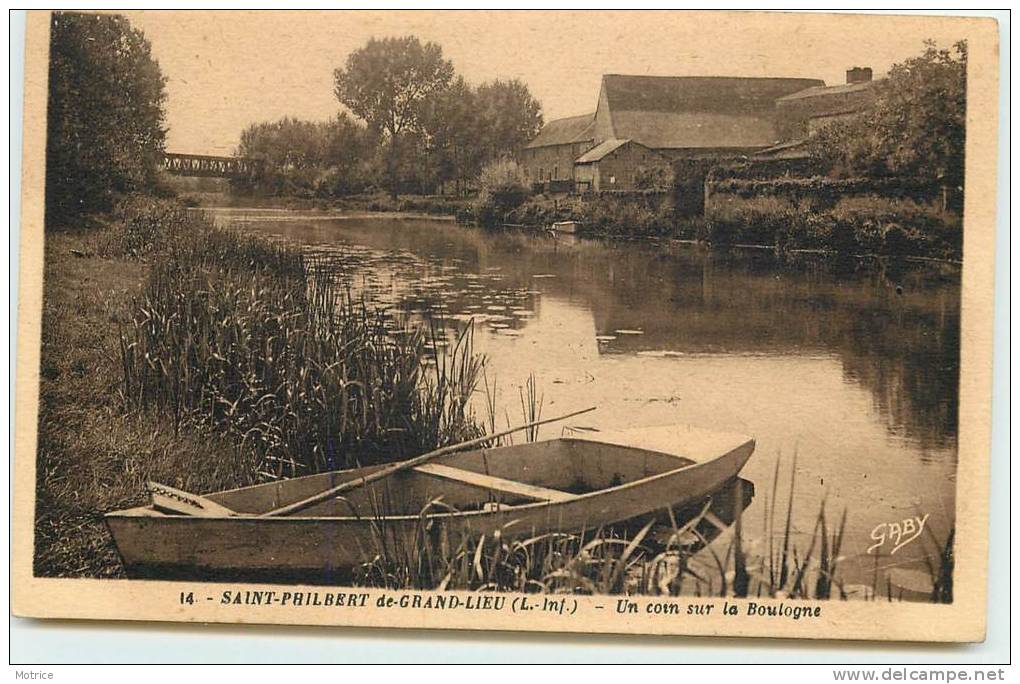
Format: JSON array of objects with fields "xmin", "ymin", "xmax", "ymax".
[{"xmin": 237, "ymin": 214, "xmax": 959, "ymax": 452}]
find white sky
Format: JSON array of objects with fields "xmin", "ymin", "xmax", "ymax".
[{"xmin": 121, "ymin": 10, "xmax": 972, "ymax": 155}]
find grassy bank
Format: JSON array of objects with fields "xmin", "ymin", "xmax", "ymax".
[
  {"xmin": 35, "ymin": 196, "xmax": 483, "ymax": 577},
  {"xmin": 182, "ymin": 187, "xmax": 470, "ymax": 219},
  {"xmin": 36, "ymin": 223, "xmax": 254, "ymax": 576},
  {"xmin": 495, "ymin": 192, "xmax": 962, "ymax": 261},
  {"xmin": 703, "ymin": 194, "xmax": 962, "ymax": 261}
]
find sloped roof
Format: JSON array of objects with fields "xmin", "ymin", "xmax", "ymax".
[
  {"xmin": 575, "ymin": 139, "xmax": 632, "ymax": 163},
  {"xmin": 601, "ymin": 75, "xmax": 825, "ymax": 115},
  {"xmin": 610, "ymin": 110, "xmax": 778, "ymax": 149},
  {"xmin": 525, "ymin": 113, "xmax": 596, "ymax": 148},
  {"xmin": 753, "ymin": 138, "xmax": 811, "ymax": 160},
  {"xmin": 600, "ymin": 74, "xmax": 825, "ymax": 149},
  {"xmin": 777, "ymin": 80, "xmax": 877, "ymax": 102}
]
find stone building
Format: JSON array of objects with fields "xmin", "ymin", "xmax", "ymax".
[
  {"xmin": 519, "ymin": 113, "xmax": 596, "ymax": 188},
  {"xmin": 573, "ymin": 139, "xmax": 668, "ymax": 192},
  {"xmin": 520, "ymin": 74, "xmax": 824, "ymax": 192},
  {"xmin": 774, "ymin": 67, "xmax": 879, "ymax": 142}
]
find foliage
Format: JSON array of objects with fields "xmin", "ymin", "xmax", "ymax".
[
  {"xmin": 232, "ymin": 114, "xmax": 377, "ymax": 197},
  {"xmin": 229, "ymin": 38, "xmax": 545, "ymax": 201},
  {"xmin": 576, "ymin": 195, "xmax": 675, "ymax": 237},
  {"xmin": 334, "ymin": 36, "xmax": 455, "ymax": 198},
  {"xmin": 505, "ymin": 193, "xmax": 676, "ymax": 238},
  {"xmin": 45, "ymin": 12, "xmax": 167, "ymax": 224},
  {"xmin": 808, "ymin": 40, "xmax": 967, "ymax": 208},
  {"xmin": 704, "ymin": 193, "xmax": 962, "ymax": 259},
  {"xmin": 115, "ymin": 203, "xmax": 484, "ymax": 477},
  {"xmin": 417, "ymin": 76, "xmax": 483, "ymax": 195},
  {"xmin": 634, "ymin": 164, "xmax": 673, "ymax": 192},
  {"xmin": 472, "ymin": 79, "xmax": 544, "ymax": 160},
  {"xmin": 472, "ymin": 158, "xmax": 532, "ymax": 224},
  {"xmin": 90, "ymin": 196, "xmax": 202, "ymax": 258},
  {"xmin": 707, "ymin": 175, "xmax": 939, "ymax": 205}
]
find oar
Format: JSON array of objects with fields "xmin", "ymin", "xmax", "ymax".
[
  {"xmin": 147, "ymin": 481, "xmax": 239, "ymax": 517},
  {"xmin": 260, "ymin": 405, "xmax": 597, "ymax": 518}
]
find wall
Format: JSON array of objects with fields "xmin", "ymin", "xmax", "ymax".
[
  {"xmin": 775, "ymin": 86, "xmax": 877, "ymax": 141},
  {"xmin": 586, "ymin": 142, "xmax": 670, "ymax": 192},
  {"xmin": 520, "ymin": 141, "xmax": 593, "ymax": 185},
  {"xmin": 704, "ymin": 175, "xmax": 940, "ymax": 213}
]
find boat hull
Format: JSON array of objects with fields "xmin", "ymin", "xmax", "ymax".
[
  {"xmin": 551, "ymin": 220, "xmax": 579, "ymax": 234},
  {"xmin": 106, "ymin": 425, "xmax": 754, "ymax": 580}
]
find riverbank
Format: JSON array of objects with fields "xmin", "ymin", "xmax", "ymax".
[
  {"xmin": 185, "ymin": 187, "xmax": 963, "ymax": 262},
  {"xmin": 36, "ymin": 196, "xmax": 956, "ymax": 601},
  {"xmin": 36, "ymin": 224, "xmax": 253, "ymax": 577},
  {"xmin": 35, "ymin": 197, "xmax": 483, "ymax": 577},
  {"xmin": 502, "ymin": 192, "xmax": 963, "ymax": 261},
  {"xmin": 181, "ymin": 188, "xmax": 469, "ymax": 218}
]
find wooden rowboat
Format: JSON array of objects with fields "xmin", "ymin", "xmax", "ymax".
[
  {"xmin": 105, "ymin": 425, "xmax": 754, "ymax": 581},
  {"xmin": 550, "ymin": 220, "xmax": 580, "ymax": 234}
]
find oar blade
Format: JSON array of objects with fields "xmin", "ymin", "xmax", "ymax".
[{"xmin": 147, "ymin": 481, "xmax": 237, "ymax": 517}]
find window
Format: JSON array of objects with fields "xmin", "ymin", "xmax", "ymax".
[
  {"xmin": 539, "ymin": 168, "xmax": 544, "ymax": 181},
  {"xmin": 553, "ymin": 165, "xmax": 558, "ymax": 179}
]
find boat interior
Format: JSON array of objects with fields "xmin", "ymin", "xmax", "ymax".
[{"xmin": 200, "ymin": 438, "xmax": 696, "ymax": 517}]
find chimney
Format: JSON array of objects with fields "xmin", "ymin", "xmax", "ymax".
[{"xmin": 846, "ymin": 67, "xmax": 873, "ymax": 85}]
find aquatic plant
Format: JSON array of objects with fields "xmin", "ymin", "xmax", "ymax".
[
  {"xmin": 352, "ymin": 456, "xmax": 956, "ymax": 604},
  {"xmin": 117, "ymin": 209, "xmax": 484, "ymax": 478}
]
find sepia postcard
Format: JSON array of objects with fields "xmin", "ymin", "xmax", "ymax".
[{"xmin": 12, "ymin": 9, "xmax": 1001, "ymax": 643}]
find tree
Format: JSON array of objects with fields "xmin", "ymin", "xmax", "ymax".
[
  {"xmin": 809, "ymin": 40, "xmax": 967, "ymax": 210},
  {"xmin": 234, "ymin": 113, "xmax": 376, "ymax": 197},
  {"xmin": 473, "ymin": 158, "xmax": 531, "ymax": 224},
  {"xmin": 419, "ymin": 76, "xmax": 483, "ymax": 194},
  {"xmin": 474, "ymin": 79, "xmax": 544, "ymax": 160},
  {"xmin": 45, "ymin": 12, "xmax": 167, "ymax": 224},
  {"xmin": 334, "ymin": 36, "xmax": 454, "ymax": 199}
]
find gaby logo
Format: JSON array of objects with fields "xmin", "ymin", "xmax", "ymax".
[{"xmin": 867, "ymin": 514, "xmax": 930, "ymax": 555}]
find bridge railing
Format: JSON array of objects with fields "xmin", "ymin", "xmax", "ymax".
[{"xmin": 161, "ymin": 152, "xmax": 263, "ymax": 178}]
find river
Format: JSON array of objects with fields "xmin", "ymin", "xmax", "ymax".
[{"xmin": 213, "ymin": 207, "xmax": 961, "ymax": 598}]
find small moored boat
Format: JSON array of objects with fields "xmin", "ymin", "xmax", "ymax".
[
  {"xmin": 550, "ymin": 220, "xmax": 580, "ymax": 234},
  {"xmin": 106, "ymin": 425, "xmax": 754, "ymax": 580}
]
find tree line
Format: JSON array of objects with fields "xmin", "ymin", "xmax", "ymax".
[
  {"xmin": 45, "ymin": 12, "xmax": 168, "ymax": 225},
  {"xmin": 41, "ymin": 12, "xmax": 967, "ymax": 229},
  {"xmin": 233, "ymin": 36, "xmax": 543, "ymax": 200}
]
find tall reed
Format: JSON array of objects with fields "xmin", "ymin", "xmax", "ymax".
[{"xmin": 117, "ymin": 209, "xmax": 484, "ymax": 479}]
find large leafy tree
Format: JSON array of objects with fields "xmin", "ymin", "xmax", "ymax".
[
  {"xmin": 810, "ymin": 40, "xmax": 967, "ymax": 209},
  {"xmin": 334, "ymin": 36, "xmax": 454, "ymax": 198},
  {"xmin": 419, "ymin": 76, "xmax": 483, "ymax": 194},
  {"xmin": 45, "ymin": 12, "xmax": 167, "ymax": 224},
  {"xmin": 474, "ymin": 79, "xmax": 544, "ymax": 160}
]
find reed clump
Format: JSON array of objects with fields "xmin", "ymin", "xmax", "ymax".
[
  {"xmin": 116, "ymin": 204, "xmax": 483, "ymax": 479},
  {"xmin": 354, "ymin": 460, "xmax": 953, "ymax": 603}
]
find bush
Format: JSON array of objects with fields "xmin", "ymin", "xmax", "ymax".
[
  {"xmin": 704, "ymin": 192, "xmax": 961, "ymax": 259},
  {"xmin": 705, "ymin": 195, "xmax": 801, "ymax": 246},
  {"xmin": 91, "ymin": 197, "xmax": 203, "ymax": 258},
  {"xmin": 473, "ymin": 159, "xmax": 531, "ymax": 225}
]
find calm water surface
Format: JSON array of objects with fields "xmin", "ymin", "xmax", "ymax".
[{"xmin": 214, "ymin": 208, "xmax": 961, "ymax": 594}]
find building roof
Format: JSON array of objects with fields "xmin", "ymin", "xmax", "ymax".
[
  {"xmin": 574, "ymin": 138, "xmax": 634, "ymax": 163},
  {"xmin": 525, "ymin": 113, "xmax": 596, "ymax": 148},
  {"xmin": 610, "ymin": 111, "xmax": 781, "ymax": 149},
  {"xmin": 601, "ymin": 75, "xmax": 826, "ymax": 114},
  {"xmin": 776, "ymin": 80, "xmax": 877, "ymax": 102},
  {"xmin": 599, "ymin": 74, "xmax": 826, "ymax": 149},
  {"xmin": 753, "ymin": 138, "xmax": 811, "ymax": 160}
]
